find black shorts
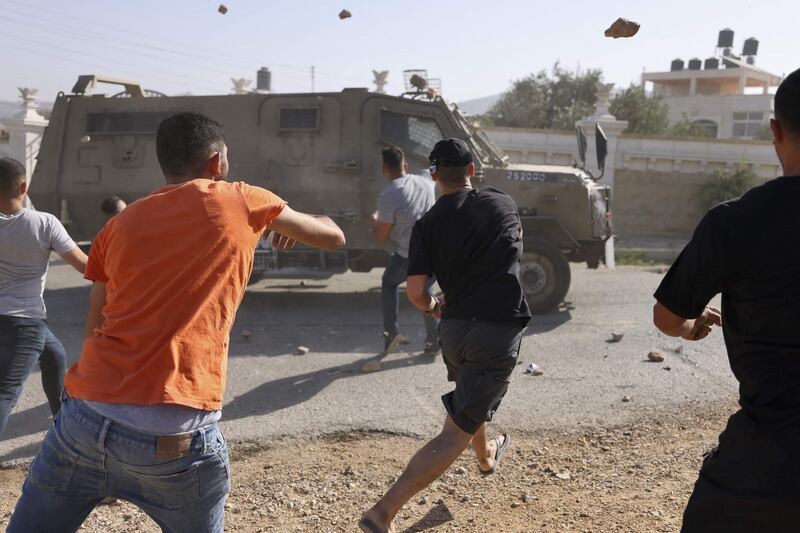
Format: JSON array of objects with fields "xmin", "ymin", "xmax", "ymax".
[
  {"xmin": 682, "ymin": 410, "xmax": 800, "ymax": 532},
  {"xmin": 438, "ymin": 318, "xmax": 525, "ymax": 434}
]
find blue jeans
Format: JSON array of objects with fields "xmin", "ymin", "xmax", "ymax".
[
  {"xmin": 381, "ymin": 252, "xmax": 438, "ymax": 342},
  {"xmin": 0, "ymin": 315, "xmax": 67, "ymax": 436},
  {"xmin": 7, "ymin": 398, "xmax": 230, "ymax": 533}
]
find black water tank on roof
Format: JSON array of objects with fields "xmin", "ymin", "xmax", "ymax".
[
  {"xmin": 704, "ymin": 57, "xmax": 719, "ymax": 70},
  {"xmin": 688, "ymin": 58, "xmax": 702, "ymax": 70},
  {"xmin": 718, "ymin": 28, "xmax": 734, "ymax": 48},
  {"xmin": 257, "ymin": 67, "xmax": 271, "ymax": 91},
  {"xmin": 671, "ymin": 58, "xmax": 685, "ymax": 71},
  {"xmin": 743, "ymin": 37, "xmax": 759, "ymax": 56}
]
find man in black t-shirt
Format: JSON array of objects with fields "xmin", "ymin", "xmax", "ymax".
[
  {"xmin": 360, "ymin": 139, "xmax": 530, "ymax": 533},
  {"xmin": 653, "ymin": 68, "xmax": 800, "ymax": 533}
]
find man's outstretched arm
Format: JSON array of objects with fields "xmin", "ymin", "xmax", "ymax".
[
  {"xmin": 59, "ymin": 246, "xmax": 88, "ymax": 274},
  {"xmin": 267, "ymin": 206, "xmax": 346, "ymax": 252},
  {"xmin": 653, "ymin": 302, "xmax": 721, "ymax": 341}
]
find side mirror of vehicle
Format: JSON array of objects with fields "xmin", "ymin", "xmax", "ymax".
[
  {"xmin": 576, "ymin": 127, "xmax": 587, "ymax": 167},
  {"xmin": 595, "ymin": 123, "xmax": 608, "ymax": 173}
]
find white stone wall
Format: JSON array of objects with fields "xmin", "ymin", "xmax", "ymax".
[
  {"xmin": 487, "ymin": 127, "xmax": 779, "ymax": 179},
  {"xmin": 485, "ymin": 126, "xmax": 780, "ymax": 238}
]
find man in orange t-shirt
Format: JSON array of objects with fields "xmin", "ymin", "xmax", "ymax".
[{"xmin": 8, "ymin": 112, "xmax": 345, "ymax": 533}]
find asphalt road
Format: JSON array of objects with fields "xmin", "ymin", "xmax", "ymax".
[{"xmin": 0, "ymin": 262, "xmax": 737, "ymax": 463}]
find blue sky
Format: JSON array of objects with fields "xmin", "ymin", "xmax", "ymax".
[{"xmin": 0, "ymin": 0, "xmax": 797, "ymax": 103}]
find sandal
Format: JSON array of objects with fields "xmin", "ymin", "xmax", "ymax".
[{"xmin": 479, "ymin": 433, "xmax": 510, "ymax": 476}]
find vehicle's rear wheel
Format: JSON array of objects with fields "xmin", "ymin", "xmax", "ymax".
[{"xmin": 520, "ymin": 239, "xmax": 571, "ymax": 313}]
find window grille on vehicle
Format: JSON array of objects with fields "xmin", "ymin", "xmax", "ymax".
[
  {"xmin": 279, "ymin": 108, "xmax": 319, "ymax": 130},
  {"xmin": 380, "ymin": 111, "xmax": 444, "ymax": 160},
  {"xmin": 86, "ymin": 112, "xmax": 168, "ymax": 134}
]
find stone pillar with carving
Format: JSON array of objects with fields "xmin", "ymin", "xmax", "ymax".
[
  {"xmin": 5, "ymin": 88, "xmax": 49, "ymax": 207},
  {"xmin": 576, "ymin": 82, "xmax": 628, "ymax": 191},
  {"xmin": 231, "ymin": 78, "xmax": 253, "ymax": 95}
]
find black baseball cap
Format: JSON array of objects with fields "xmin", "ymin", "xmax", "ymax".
[{"xmin": 429, "ymin": 138, "xmax": 473, "ymax": 169}]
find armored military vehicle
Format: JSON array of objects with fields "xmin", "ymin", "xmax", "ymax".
[{"xmin": 30, "ymin": 75, "xmax": 611, "ymax": 312}]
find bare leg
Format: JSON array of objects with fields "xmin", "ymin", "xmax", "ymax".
[
  {"xmin": 361, "ymin": 416, "xmax": 473, "ymax": 532},
  {"xmin": 470, "ymin": 423, "xmax": 503, "ymax": 472}
]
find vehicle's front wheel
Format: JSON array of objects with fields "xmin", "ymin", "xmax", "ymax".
[{"xmin": 520, "ymin": 239, "xmax": 571, "ymax": 313}]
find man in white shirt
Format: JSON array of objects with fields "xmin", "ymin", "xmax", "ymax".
[
  {"xmin": 372, "ymin": 146, "xmax": 438, "ymax": 355},
  {"xmin": 0, "ymin": 157, "xmax": 87, "ymax": 436}
]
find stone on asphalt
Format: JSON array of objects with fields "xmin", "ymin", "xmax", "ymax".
[
  {"xmin": 610, "ymin": 331, "xmax": 625, "ymax": 343},
  {"xmin": 294, "ymin": 346, "xmax": 310, "ymax": 355},
  {"xmin": 241, "ymin": 329, "xmax": 252, "ymax": 339},
  {"xmin": 622, "ymin": 395, "xmax": 632, "ymax": 403},
  {"xmin": 526, "ymin": 362, "xmax": 544, "ymax": 376},
  {"xmin": 362, "ymin": 360, "xmax": 381, "ymax": 373},
  {"xmin": 647, "ymin": 351, "xmax": 665, "ymax": 363}
]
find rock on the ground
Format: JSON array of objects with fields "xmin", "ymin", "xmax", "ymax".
[
  {"xmin": 362, "ymin": 360, "xmax": 381, "ymax": 373},
  {"xmin": 647, "ymin": 351, "xmax": 665, "ymax": 363},
  {"xmin": 294, "ymin": 346, "xmax": 310, "ymax": 356}
]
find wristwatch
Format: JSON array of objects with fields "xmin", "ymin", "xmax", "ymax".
[{"xmin": 425, "ymin": 298, "xmax": 441, "ymax": 315}]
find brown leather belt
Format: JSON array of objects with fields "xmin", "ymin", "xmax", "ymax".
[{"xmin": 155, "ymin": 433, "xmax": 193, "ymax": 460}]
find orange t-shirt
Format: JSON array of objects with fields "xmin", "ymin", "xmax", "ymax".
[{"xmin": 64, "ymin": 179, "xmax": 285, "ymax": 410}]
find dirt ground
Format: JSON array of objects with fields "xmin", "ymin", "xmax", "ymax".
[{"xmin": 0, "ymin": 403, "xmax": 733, "ymax": 533}]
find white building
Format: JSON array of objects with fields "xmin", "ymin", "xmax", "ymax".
[{"xmin": 642, "ymin": 32, "xmax": 782, "ymax": 140}]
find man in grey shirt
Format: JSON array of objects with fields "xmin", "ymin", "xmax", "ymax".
[
  {"xmin": 0, "ymin": 157, "xmax": 87, "ymax": 436},
  {"xmin": 372, "ymin": 146, "xmax": 438, "ymax": 355}
]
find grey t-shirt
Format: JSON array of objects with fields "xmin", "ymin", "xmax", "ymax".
[
  {"xmin": 0, "ymin": 208, "xmax": 76, "ymax": 319},
  {"xmin": 377, "ymin": 174, "xmax": 436, "ymax": 257}
]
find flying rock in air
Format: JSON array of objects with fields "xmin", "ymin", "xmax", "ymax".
[
  {"xmin": 339, "ymin": 9, "xmax": 352, "ymax": 20},
  {"xmin": 604, "ymin": 18, "xmax": 640, "ymax": 39}
]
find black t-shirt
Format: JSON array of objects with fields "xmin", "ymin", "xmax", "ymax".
[
  {"xmin": 407, "ymin": 187, "xmax": 531, "ymax": 322},
  {"xmin": 654, "ymin": 176, "xmax": 800, "ymax": 427}
]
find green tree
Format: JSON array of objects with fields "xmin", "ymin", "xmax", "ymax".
[
  {"xmin": 697, "ymin": 164, "xmax": 758, "ymax": 211},
  {"xmin": 485, "ymin": 64, "xmax": 601, "ymax": 130},
  {"xmin": 668, "ymin": 113, "xmax": 714, "ymax": 138},
  {"xmin": 609, "ymin": 84, "xmax": 669, "ymax": 135}
]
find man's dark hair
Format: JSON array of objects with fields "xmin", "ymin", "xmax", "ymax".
[
  {"xmin": 381, "ymin": 146, "xmax": 405, "ymax": 170},
  {"xmin": 0, "ymin": 157, "xmax": 26, "ymax": 198},
  {"xmin": 156, "ymin": 113, "xmax": 225, "ymax": 178},
  {"xmin": 436, "ymin": 165, "xmax": 470, "ymax": 186},
  {"xmin": 101, "ymin": 196, "xmax": 126, "ymax": 216},
  {"xmin": 775, "ymin": 68, "xmax": 800, "ymax": 137}
]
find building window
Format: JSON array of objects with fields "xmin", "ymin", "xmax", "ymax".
[
  {"xmin": 690, "ymin": 119, "xmax": 719, "ymax": 138},
  {"xmin": 380, "ymin": 111, "xmax": 444, "ymax": 160},
  {"xmin": 732, "ymin": 112, "xmax": 765, "ymax": 139},
  {"xmin": 279, "ymin": 107, "xmax": 319, "ymax": 131}
]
